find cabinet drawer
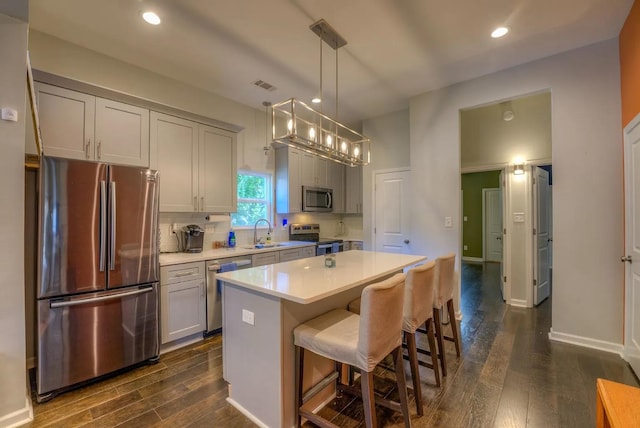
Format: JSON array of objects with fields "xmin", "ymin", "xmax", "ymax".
[
  {"xmin": 252, "ymin": 252, "xmax": 280, "ymax": 267},
  {"xmin": 301, "ymin": 246, "xmax": 316, "ymax": 258},
  {"xmin": 161, "ymin": 261, "xmax": 205, "ymax": 284},
  {"xmin": 350, "ymin": 241, "xmax": 364, "ymax": 250},
  {"xmin": 279, "ymin": 248, "xmax": 301, "ymax": 262}
]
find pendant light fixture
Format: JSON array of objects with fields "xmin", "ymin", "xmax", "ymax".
[{"xmin": 271, "ymin": 19, "xmax": 371, "ymax": 167}]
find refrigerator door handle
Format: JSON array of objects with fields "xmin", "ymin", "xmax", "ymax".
[
  {"xmin": 50, "ymin": 287, "xmax": 153, "ymax": 308},
  {"xmin": 109, "ymin": 181, "xmax": 116, "ymax": 270},
  {"xmin": 99, "ymin": 181, "xmax": 107, "ymax": 272}
]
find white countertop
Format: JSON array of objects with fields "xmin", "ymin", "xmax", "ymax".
[
  {"xmin": 217, "ymin": 250, "xmax": 427, "ymax": 304},
  {"xmin": 159, "ymin": 241, "xmax": 316, "ymax": 266}
]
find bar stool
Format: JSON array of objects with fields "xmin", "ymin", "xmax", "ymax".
[
  {"xmin": 348, "ymin": 261, "xmax": 440, "ymax": 416},
  {"xmin": 293, "ymin": 273, "xmax": 411, "ymax": 428},
  {"xmin": 432, "ymin": 253, "xmax": 461, "ymax": 377}
]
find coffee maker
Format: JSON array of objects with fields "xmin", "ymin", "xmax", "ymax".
[{"xmin": 181, "ymin": 225, "xmax": 204, "ymax": 253}]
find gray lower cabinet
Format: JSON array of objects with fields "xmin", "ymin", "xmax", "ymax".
[
  {"xmin": 160, "ymin": 262, "xmax": 206, "ymax": 344},
  {"xmin": 252, "ymin": 252, "xmax": 280, "ymax": 267}
]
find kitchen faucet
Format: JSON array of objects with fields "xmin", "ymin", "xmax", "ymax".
[{"xmin": 253, "ymin": 218, "xmax": 273, "ymax": 245}]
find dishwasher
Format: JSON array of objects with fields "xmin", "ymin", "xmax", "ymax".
[{"xmin": 205, "ymin": 256, "xmax": 252, "ymax": 336}]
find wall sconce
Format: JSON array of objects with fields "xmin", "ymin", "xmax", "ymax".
[{"xmin": 513, "ymin": 162, "xmax": 525, "ymax": 175}]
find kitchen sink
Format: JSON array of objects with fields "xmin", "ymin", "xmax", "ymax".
[{"xmin": 242, "ymin": 243, "xmax": 286, "ymax": 250}]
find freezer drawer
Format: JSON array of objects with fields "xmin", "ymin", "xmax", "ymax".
[{"xmin": 37, "ymin": 283, "xmax": 159, "ymax": 399}]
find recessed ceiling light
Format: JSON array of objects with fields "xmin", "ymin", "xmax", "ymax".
[
  {"xmin": 491, "ymin": 26, "xmax": 509, "ymax": 38},
  {"xmin": 311, "ymin": 97, "xmax": 321, "ymax": 104},
  {"xmin": 142, "ymin": 11, "xmax": 161, "ymax": 25}
]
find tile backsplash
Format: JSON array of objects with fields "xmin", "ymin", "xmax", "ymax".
[{"xmin": 159, "ymin": 212, "xmax": 363, "ymax": 253}]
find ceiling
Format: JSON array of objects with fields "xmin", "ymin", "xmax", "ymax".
[{"xmin": 29, "ymin": 0, "xmax": 633, "ymax": 124}]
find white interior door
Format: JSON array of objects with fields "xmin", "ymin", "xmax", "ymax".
[
  {"xmin": 374, "ymin": 170, "xmax": 411, "ymax": 253},
  {"xmin": 624, "ymin": 114, "xmax": 640, "ymax": 377},
  {"xmin": 483, "ymin": 188, "xmax": 503, "ymax": 262},
  {"xmin": 533, "ymin": 166, "xmax": 551, "ymax": 305}
]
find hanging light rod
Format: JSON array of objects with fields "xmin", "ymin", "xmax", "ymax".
[{"xmin": 310, "ymin": 19, "xmax": 347, "ymax": 50}]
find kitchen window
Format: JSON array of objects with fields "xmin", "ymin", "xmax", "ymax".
[{"xmin": 231, "ymin": 171, "xmax": 273, "ymax": 227}]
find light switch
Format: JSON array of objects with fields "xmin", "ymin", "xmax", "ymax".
[
  {"xmin": 1, "ymin": 108, "xmax": 18, "ymax": 122},
  {"xmin": 463, "ymin": 245, "xmax": 468, "ymax": 250},
  {"xmin": 513, "ymin": 213, "xmax": 525, "ymax": 223},
  {"xmin": 463, "ymin": 216, "xmax": 468, "ymax": 222},
  {"xmin": 242, "ymin": 309, "xmax": 255, "ymax": 326}
]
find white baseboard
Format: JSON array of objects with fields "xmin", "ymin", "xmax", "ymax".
[
  {"xmin": 0, "ymin": 396, "xmax": 33, "ymax": 428},
  {"xmin": 509, "ymin": 299, "xmax": 528, "ymax": 308},
  {"xmin": 226, "ymin": 397, "xmax": 269, "ymax": 428},
  {"xmin": 548, "ymin": 329, "xmax": 624, "ymax": 356},
  {"xmin": 462, "ymin": 257, "xmax": 484, "ymax": 263}
]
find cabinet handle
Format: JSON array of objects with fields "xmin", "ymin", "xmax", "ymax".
[
  {"xmin": 201, "ymin": 196, "xmax": 204, "ymax": 212},
  {"xmin": 85, "ymin": 139, "xmax": 91, "ymax": 159},
  {"xmin": 194, "ymin": 196, "xmax": 197, "ymax": 212},
  {"xmin": 97, "ymin": 140, "xmax": 102, "ymax": 159}
]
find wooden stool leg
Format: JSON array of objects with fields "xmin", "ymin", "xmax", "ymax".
[
  {"xmin": 361, "ymin": 370, "xmax": 377, "ymax": 428},
  {"xmin": 447, "ymin": 299, "xmax": 461, "ymax": 357},
  {"xmin": 426, "ymin": 319, "xmax": 440, "ymax": 387},
  {"xmin": 405, "ymin": 331, "xmax": 423, "ymax": 415},
  {"xmin": 295, "ymin": 346, "xmax": 304, "ymax": 428},
  {"xmin": 433, "ymin": 307, "xmax": 447, "ymax": 376},
  {"xmin": 392, "ymin": 347, "xmax": 412, "ymax": 428}
]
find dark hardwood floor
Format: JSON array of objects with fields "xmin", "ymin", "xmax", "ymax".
[{"xmin": 25, "ymin": 262, "xmax": 638, "ymax": 427}]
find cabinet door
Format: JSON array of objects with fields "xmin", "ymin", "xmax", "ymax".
[
  {"xmin": 151, "ymin": 112, "xmax": 199, "ymax": 212},
  {"xmin": 279, "ymin": 248, "xmax": 301, "ymax": 262},
  {"xmin": 252, "ymin": 251, "xmax": 280, "ymax": 267},
  {"xmin": 300, "ymin": 152, "xmax": 316, "ymax": 187},
  {"xmin": 36, "ymin": 83, "xmax": 95, "ymax": 160},
  {"xmin": 346, "ymin": 166, "xmax": 363, "ymax": 214},
  {"xmin": 288, "ymin": 149, "xmax": 302, "ymax": 213},
  {"xmin": 275, "ymin": 147, "xmax": 302, "ymax": 214},
  {"xmin": 161, "ymin": 278, "xmax": 206, "ymax": 343},
  {"xmin": 200, "ymin": 125, "xmax": 237, "ymax": 213},
  {"xmin": 329, "ymin": 162, "xmax": 345, "ymax": 213},
  {"xmin": 95, "ymin": 98, "xmax": 149, "ymax": 167},
  {"xmin": 315, "ymin": 157, "xmax": 329, "ymax": 187}
]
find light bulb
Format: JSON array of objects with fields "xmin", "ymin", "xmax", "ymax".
[
  {"xmin": 326, "ymin": 134, "xmax": 332, "ymax": 147},
  {"xmin": 354, "ymin": 146, "xmax": 360, "ymax": 158},
  {"xmin": 308, "ymin": 127, "xmax": 316, "ymax": 141},
  {"xmin": 341, "ymin": 141, "xmax": 348, "ymax": 153},
  {"xmin": 142, "ymin": 11, "xmax": 161, "ymax": 25},
  {"xmin": 287, "ymin": 119, "xmax": 293, "ymax": 132}
]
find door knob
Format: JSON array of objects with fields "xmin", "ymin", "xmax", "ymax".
[
  {"xmin": 621, "ymin": 255, "xmax": 633, "ymax": 263},
  {"xmin": 497, "ymin": 236, "xmax": 502, "ymax": 240},
  {"xmin": 404, "ymin": 239, "xmax": 410, "ymax": 244}
]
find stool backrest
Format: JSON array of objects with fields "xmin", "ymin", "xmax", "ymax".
[
  {"xmin": 434, "ymin": 253, "xmax": 456, "ymax": 307},
  {"xmin": 357, "ymin": 272, "xmax": 406, "ymax": 372},
  {"xmin": 403, "ymin": 260, "xmax": 436, "ymax": 333}
]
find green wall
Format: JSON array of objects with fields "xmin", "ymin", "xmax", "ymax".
[{"xmin": 462, "ymin": 171, "xmax": 501, "ymax": 259}]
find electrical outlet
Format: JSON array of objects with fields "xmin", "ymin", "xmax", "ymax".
[
  {"xmin": 242, "ymin": 309, "xmax": 255, "ymax": 326},
  {"xmin": 171, "ymin": 223, "xmax": 178, "ymax": 234},
  {"xmin": 464, "ymin": 245, "xmax": 468, "ymax": 251},
  {"xmin": 444, "ymin": 216, "xmax": 453, "ymax": 228},
  {"xmin": 463, "ymin": 216, "xmax": 468, "ymax": 222}
]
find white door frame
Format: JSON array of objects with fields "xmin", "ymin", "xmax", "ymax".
[{"xmin": 371, "ymin": 167, "xmax": 411, "ymax": 252}]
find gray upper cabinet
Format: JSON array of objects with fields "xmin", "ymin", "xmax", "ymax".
[
  {"xmin": 345, "ymin": 166, "xmax": 363, "ymax": 214},
  {"xmin": 35, "ymin": 82, "xmax": 149, "ymax": 167},
  {"xmin": 150, "ymin": 112, "xmax": 237, "ymax": 213},
  {"xmin": 275, "ymin": 146, "xmax": 302, "ymax": 214},
  {"xmin": 329, "ymin": 161, "xmax": 346, "ymax": 213}
]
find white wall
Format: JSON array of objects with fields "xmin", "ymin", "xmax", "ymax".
[
  {"xmin": 362, "ymin": 108, "xmax": 410, "ymax": 249},
  {"xmin": 0, "ymin": 9, "xmax": 29, "ymax": 428},
  {"xmin": 409, "ymin": 39, "xmax": 623, "ymax": 346}
]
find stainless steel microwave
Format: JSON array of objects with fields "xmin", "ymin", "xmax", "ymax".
[{"xmin": 302, "ymin": 186, "xmax": 333, "ymax": 212}]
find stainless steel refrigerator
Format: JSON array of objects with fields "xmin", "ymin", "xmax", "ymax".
[{"xmin": 37, "ymin": 156, "xmax": 160, "ymax": 401}]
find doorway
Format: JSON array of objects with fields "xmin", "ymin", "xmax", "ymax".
[{"xmin": 460, "ymin": 91, "xmax": 552, "ymax": 308}]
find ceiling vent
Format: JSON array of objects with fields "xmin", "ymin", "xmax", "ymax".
[{"xmin": 252, "ymin": 79, "xmax": 277, "ymax": 92}]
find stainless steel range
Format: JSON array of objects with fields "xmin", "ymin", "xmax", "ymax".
[{"xmin": 289, "ymin": 223, "xmax": 344, "ymax": 255}]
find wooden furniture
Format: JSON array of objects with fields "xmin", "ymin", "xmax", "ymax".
[
  {"xmin": 348, "ymin": 260, "xmax": 441, "ymax": 415},
  {"xmin": 218, "ymin": 250, "xmax": 427, "ymax": 428},
  {"xmin": 596, "ymin": 378, "xmax": 640, "ymax": 428},
  {"xmin": 160, "ymin": 262, "xmax": 206, "ymax": 344},
  {"xmin": 294, "ymin": 273, "xmax": 411, "ymax": 428},
  {"xmin": 150, "ymin": 111, "xmax": 237, "ymax": 213},
  {"xmin": 35, "ymin": 82, "xmax": 150, "ymax": 167},
  {"xmin": 433, "ymin": 253, "xmax": 461, "ymax": 376}
]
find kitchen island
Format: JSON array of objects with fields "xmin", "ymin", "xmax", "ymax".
[{"xmin": 217, "ymin": 250, "xmax": 427, "ymax": 428}]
